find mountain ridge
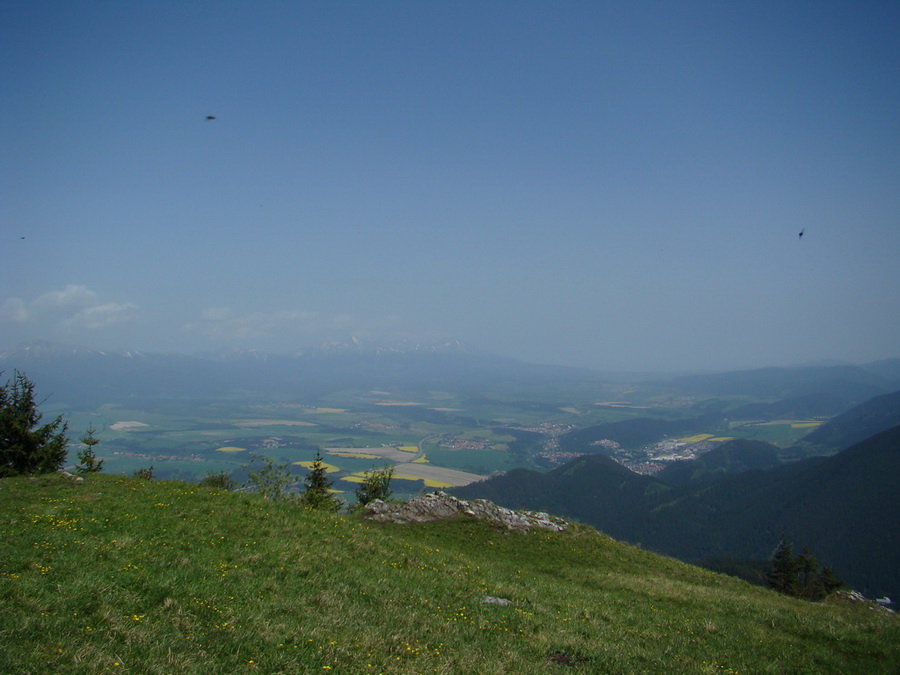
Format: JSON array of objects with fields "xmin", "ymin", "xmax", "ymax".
[{"xmin": 455, "ymin": 424, "xmax": 900, "ymax": 601}]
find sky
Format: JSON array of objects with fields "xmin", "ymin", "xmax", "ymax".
[{"xmin": 2, "ymin": 1, "xmax": 898, "ymax": 372}]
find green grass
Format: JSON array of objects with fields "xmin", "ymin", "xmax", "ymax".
[{"xmin": 2, "ymin": 474, "xmax": 897, "ymax": 674}]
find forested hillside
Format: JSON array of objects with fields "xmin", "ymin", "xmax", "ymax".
[
  {"xmin": 800, "ymin": 390, "xmax": 900, "ymax": 453},
  {"xmin": 655, "ymin": 439, "xmax": 782, "ymax": 487},
  {"xmin": 457, "ymin": 426, "xmax": 900, "ymax": 601}
]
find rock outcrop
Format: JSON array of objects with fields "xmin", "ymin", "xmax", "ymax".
[{"xmin": 362, "ymin": 491, "xmax": 568, "ymax": 532}]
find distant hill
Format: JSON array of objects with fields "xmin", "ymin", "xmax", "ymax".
[
  {"xmin": 665, "ymin": 365, "xmax": 891, "ymax": 405},
  {"xmin": 799, "ymin": 389, "xmax": 900, "ymax": 453},
  {"xmin": 456, "ymin": 425, "xmax": 900, "ymax": 600},
  {"xmin": 557, "ymin": 413, "xmax": 725, "ymax": 453},
  {"xmin": 859, "ymin": 358, "xmax": 900, "ymax": 390},
  {"xmin": 655, "ymin": 439, "xmax": 782, "ymax": 487},
  {"xmin": 726, "ymin": 393, "xmax": 851, "ymax": 420},
  {"xmin": 455, "ymin": 454, "xmax": 668, "ymax": 538},
  {"xmin": 641, "ymin": 425, "xmax": 900, "ymax": 600}
]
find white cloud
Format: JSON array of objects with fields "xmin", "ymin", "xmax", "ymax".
[
  {"xmin": 32, "ymin": 284, "xmax": 98, "ymax": 311},
  {"xmin": 0, "ymin": 285, "xmax": 140, "ymax": 333},
  {"xmin": 61, "ymin": 302, "xmax": 140, "ymax": 330},
  {"xmin": 0, "ymin": 297, "xmax": 29, "ymax": 322}
]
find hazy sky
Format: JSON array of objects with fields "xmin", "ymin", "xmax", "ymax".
[{"xmin": 2, "ymin": 1, "xmax": 898, "ymax": 372}]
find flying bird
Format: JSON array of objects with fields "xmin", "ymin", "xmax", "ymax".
[
  {"xmin": 798, "ymin": 228, "xmax": 805, "ymax": 239},
  {"xmin": 205, "ymin": 115, "xmax": 216, "ymax": 121}
]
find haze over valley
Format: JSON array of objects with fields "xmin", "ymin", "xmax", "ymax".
[{"xmin": 2, "ymin": 4, "xmax": 899, "ymax": 662}]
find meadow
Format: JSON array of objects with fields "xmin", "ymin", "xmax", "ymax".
[{"xmin": 1, "ymin": 473, "xmax": 897, "ymax": 674}]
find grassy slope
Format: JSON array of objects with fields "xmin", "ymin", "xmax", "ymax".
[{"xmin": 1, "ymin": 475, "xmax": 897, "ymax": 674}]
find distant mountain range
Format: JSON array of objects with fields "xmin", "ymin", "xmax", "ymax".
[
  {"xmin": 661, "ymin": 361, "xmax": 900, "ymax": 407},
  {"xmin": 4, "ymin": 340, "xmax": 898, "ymax": 410},
  {"xmin": 0, "ymin": 340, "xmax": 597, "ymax": 406}
]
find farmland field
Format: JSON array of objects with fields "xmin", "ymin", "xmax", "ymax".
[{"xmin": 52, "ymin": 379, "xmax": 840, "ymax": 498}]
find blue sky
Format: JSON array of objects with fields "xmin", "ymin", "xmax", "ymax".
[{"xmin": 2, "ymin": 1, "xmax": 898, "ymax": 371}]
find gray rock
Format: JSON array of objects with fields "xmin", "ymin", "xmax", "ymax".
[
  {"xmin": 363, "ymin": 491, "xmax": 568, "ymax": 532},
  {"xmin": 482, "ymin": 596, "xmax": 512, "ymax": 606}
]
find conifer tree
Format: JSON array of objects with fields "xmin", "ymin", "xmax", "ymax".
[
  {"xmin": 796, "ymin": 546, "xmax": 818, "ymax": 599},
  {"xmin": 767, "ymin": 538, "xmax": 800, "ymax": 596},
  {"xmin": 299, "ymin": 449, "xmax": 341, "ymax": 512},
  {"xmin": 767, "ymin": 538, "xmax": 843, "ymax": 601},
  {"xmin": 812, "ymin": 565, "xmax": 844, "ymax": 600},
  {"xmin": 0, "ymin": 371, "xmax": 68, "ymax": 477},
  {"xmin": 75, "ymin": 425, "xmax": 104, "ymax": 474}
]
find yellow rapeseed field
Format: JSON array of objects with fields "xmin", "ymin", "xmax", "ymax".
[
  {"xmin": 679, "ymin": 434, "xmax": 714, "ymax": 443},
  {"xmin": 327, "ymin": 451, "xmax": 380, "ymax": 459},
  {"xmin": 393, "ymin": 474, "xmax": 453, "ymax": 489},
  {"xmin": 293, "ymin": 460, "xmax": 340, "ymax": 473}
]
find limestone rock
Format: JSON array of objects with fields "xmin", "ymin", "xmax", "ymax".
[{"xmin": 363, "ymin": 491, "xmax": 568, "ymax": 532}]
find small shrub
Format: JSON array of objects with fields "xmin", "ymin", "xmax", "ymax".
[
  {"xmin": 133, "ymin": 466, "xmax": 154, "ymax": 480},
  {"xmin": 244, "ymin": 454, "xmax": 299, "ymax": 503},
  {"xmin": 354, "ymin": 463, "xmax": 394, "ymax": 507},
  {"xmin": 199, "ymin": 471, "xmax": 236, "ymax": 490}
]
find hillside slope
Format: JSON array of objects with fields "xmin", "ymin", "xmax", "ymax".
[
  {"xmin": 800, "ymin": 389, "xmax": 900, "ymax": 452},
  {"xmin": 655, "ymin": 439, "xmax": 783, "ymax": 487},
  {"xmin": 1, "ymin": 474, "xmax": 897, "ymax": 674},
  {"xmin": 456, "ymin": 454, "xmax": 668, "ymax": 534},
  {"xmin": 458, "ymin": 426, "xmax": 900, "ymax": 601},
  {"xmin": 637, "ymin": 425, "xmax": 900, "ymax": 599}
]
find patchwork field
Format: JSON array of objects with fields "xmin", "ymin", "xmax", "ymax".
[
  {"xmin": 390, "ymin": 464, "xmax": 486, "ymax": 488},
  {"xmin": 54, "ymin": 380, "xmax": 841, "ymax": 496},
  {"xmin": 326, "ymin": 447, "xmax": 415, "ymax": 463}
]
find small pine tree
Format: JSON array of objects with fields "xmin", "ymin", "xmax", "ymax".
[
  {"xmin": 299, "ymin": 449, "xmax": 341, "ymax": 512},
  {"xmin": 0, "ymin": 371, "xmax": 68, "ymax": 477},
  {"xmin": 355, "ymin": 463, "xmax": 394, "ymax": 507},
  {"xmin": 812, "ymin": 565, "xmax": 844, "ymax": 600},
  {"xmin": 767, "ymin": 538, "xmax": 843, "ymax": 601},
  {"xmin": 767, "ymin": 538, "xmax": 800, "ymax": 596},
  {"xmin": 796, "ymin": 546, "xmax": 818, "ymax": 599},
  {"xmin": 75, "ymin": 425, "xmax": 104, "ymax": 474}
]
